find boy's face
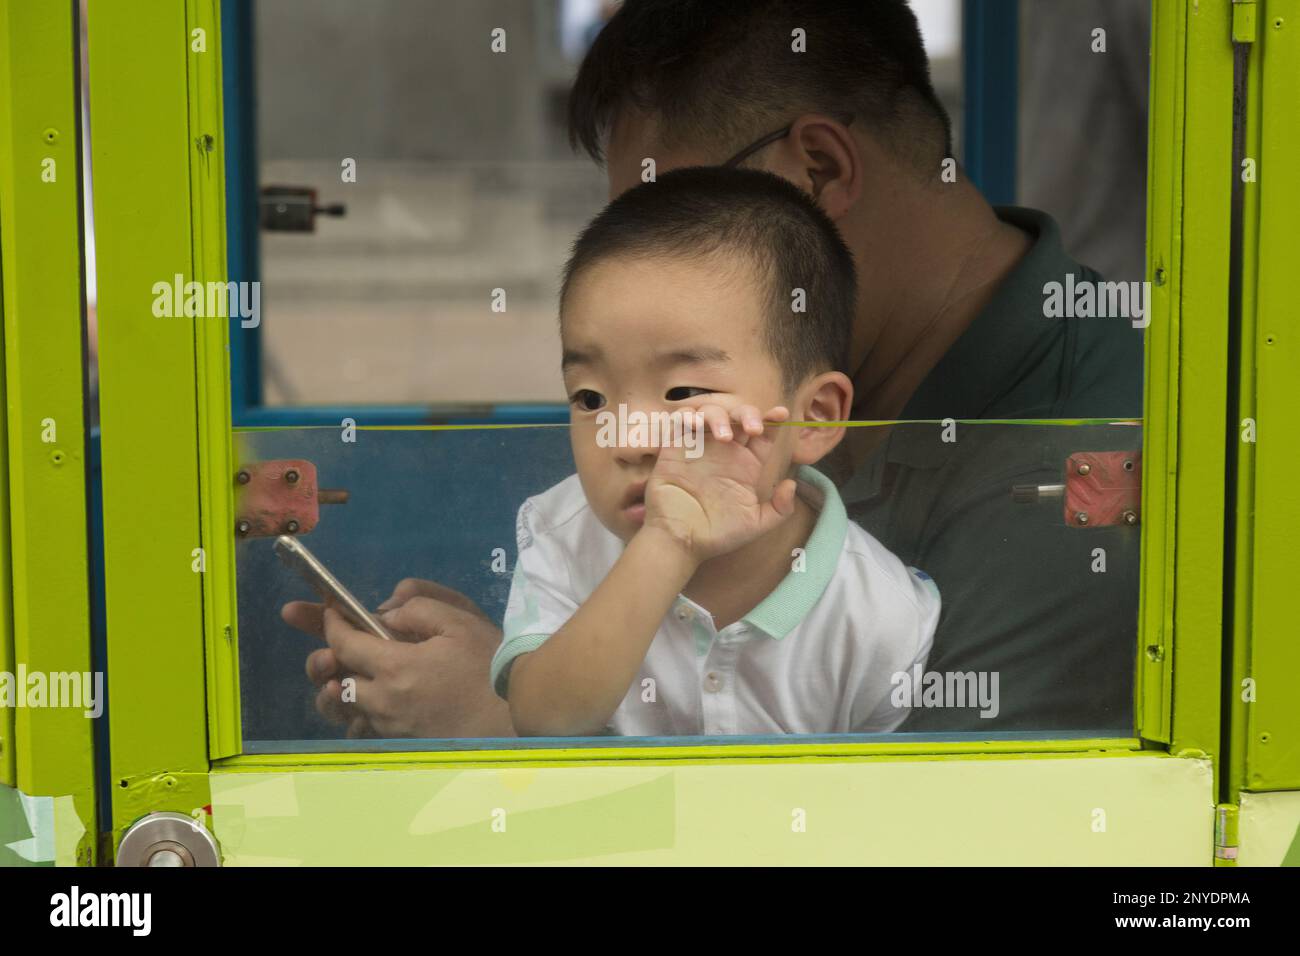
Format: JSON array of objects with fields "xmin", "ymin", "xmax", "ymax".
[{"xmin": 561, "ymin": 252, "xmax": 799, "ymax": 543}]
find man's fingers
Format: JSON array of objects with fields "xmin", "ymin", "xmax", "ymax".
[
  {"xmin": 321, "ymin": 606, "xmax": 390, "ymax": 677},
  {"xmin": 314, "ymin": 679, "xmax": 352, "ymax": 724},
  {"xmin": 345, "ymin": 715, "xmax": 374, "ymax": 739},
  {"xmin": 377, "ymin": 577, "xmax": 492, "ymax": 620},
  {"xmin": 282, "ymin": 600, "xmax": 325, "ymax": 638},
  {"xmin": 305, "ymin": 646, "xmax": 340, "ymax": 686},
  {"xmin": 379, "ymin": 596, "xmax": 492, "ymax": 644},
  {"xmin": 377, "ymin": 600, "xmax": 442, "ymax": 641},
  {"xmin": 376, "ymin": 578, "xmax": 425, "ymax": 612},
  {"xmin": 315, "ymin": 672, "xmax": 379, "ymax": 725}
]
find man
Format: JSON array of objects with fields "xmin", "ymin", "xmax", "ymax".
[{"xmin": 287, "ymin": 0, "xmax": 1143, "ymax": 737}]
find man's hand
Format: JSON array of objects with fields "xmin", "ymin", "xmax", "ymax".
[
  {"xmin": 283, "ymin": 578, "xmax": 514, "ymax": 739},
  {"xmin": 645, "ymin": 402, "xmax": 797, "ymax": 562}
]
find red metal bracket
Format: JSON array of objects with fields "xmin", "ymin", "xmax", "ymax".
[
  {"xmin": 1063, "ymin": 451, "xmax": 1141, "ymax": 528},
  {"xmin": 233, "ymin": 460, "xmax": 348, "ymax": 538}
]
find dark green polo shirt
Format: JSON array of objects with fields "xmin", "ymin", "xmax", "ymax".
[{"xmin": 838, "ymin": 207, "xmax": 1145, "ymax": 733}]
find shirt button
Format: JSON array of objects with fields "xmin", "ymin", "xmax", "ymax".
[
  {"xmin": 675, "ymin": 605, "xmax": 695, "ymax": 622},
  {"xmin": 704, "ymin": 672, "xmax": 722, "ymax": 693}
]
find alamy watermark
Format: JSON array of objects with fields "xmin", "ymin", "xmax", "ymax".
[
  {"xmin": 1043, "ymin": 275, "xmax": 1150, "ymax": 329},
  {"xmin": 0, "ymin": 666, "xmax": 103, "ymax": 718},
  {"xmin": 595, "ymin": 403, "xmax": 704, "ymax": 459},
  {"xmin": 151, "ymin": 274, "xmax": 261, "ymax": 328},
  {"xmin": 50, "ymin": 887, "xmax": 150, "ymax": 935},
  {"xmin": 890, "ymin": 664, "xmax": 1000, "ymax": 718}
]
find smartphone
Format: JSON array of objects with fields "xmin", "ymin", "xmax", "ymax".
[{"xmin": 273, "ymin": 535, "xmax": 396, "ymax": 641}]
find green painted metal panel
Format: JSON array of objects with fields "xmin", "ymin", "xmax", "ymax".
[
  {"xmin": 1138, "ymin": 0, "xmax": 1185, "ymax": 745},
  {"xmin": 209, "ymin": 754, "xmax": 1214, "ymax": 866},
  {"xmin": 0, "ymin": 164, "xmax": 11, "ymax": 788},
  {"xmin": 1227, "ymin": 0, "xmax": 1265, "ymax": 802},
  {"xmin": 186, "ymin": 0, "xmax": 242, "ymax": 763},
  {"xmin": 1169, "ymin": 1, "xmax": 1235, "ymax": 766},
  {"xmin": 0, "ymin": 134, "xmax": 11, "ymax": 789},
  {"xmin": 1244, "ymin": 0, "xmax": 1300, "ymax": 790},
  {"xmin": 1140, "ymin": 0, "xmax": 1234, "ymax": 764},
  {"xmin": 87, "ymin": 0, "xmax": 213, "ymax": 837},
  {"xmin": 0, "ymin": 0, "xmax": 96, "ymax": 863}
]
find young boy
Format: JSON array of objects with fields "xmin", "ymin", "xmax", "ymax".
[{"xmin": 490, "ymin": 167, "xmax": 939, "ymax": 737}]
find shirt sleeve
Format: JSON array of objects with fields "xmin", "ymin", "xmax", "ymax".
[
  {"xmin": 489, "ymin": 498, "xmax": 581, "ymax": 700},
  {"xmin": 851, "ymin": 568, "xmax": 940, "ymax": 733}
]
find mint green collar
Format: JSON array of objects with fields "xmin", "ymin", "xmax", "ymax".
[{"xmin": 742, "ymin": 465, "xmax": 848, "ymax": 640}]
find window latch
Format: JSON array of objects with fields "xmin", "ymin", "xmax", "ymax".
[{"xmin": 1012, "ymin": 450, "xmax": 1141, "ymax": 527}]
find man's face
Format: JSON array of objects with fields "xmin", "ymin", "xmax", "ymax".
[{"xmin": 561, "ymin": 253, "xmax": 797, "ymax": 543}]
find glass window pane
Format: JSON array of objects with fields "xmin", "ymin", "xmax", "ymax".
[
  {"xmin": 235, "ymin": 422, "xmax": 1140, "ymax": 750},
  {"xmin": 230, "ymin": 1, "xmax": 1148, "ymax": 751}
]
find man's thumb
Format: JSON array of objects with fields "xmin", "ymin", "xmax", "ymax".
[{"xmin": 377, "ymin": 604, "xmax": 426, "ymax": 643}]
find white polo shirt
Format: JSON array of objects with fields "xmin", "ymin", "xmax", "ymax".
[{"xmin": 490, "ymin": 466, "xmax": 940, "ymax": 736}]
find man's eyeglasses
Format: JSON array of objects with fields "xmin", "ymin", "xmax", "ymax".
[{"xmin": 721, "ymin": 115, "xmax": 855, "ymax": 169}]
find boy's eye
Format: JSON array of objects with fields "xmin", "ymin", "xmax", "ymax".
[
  {"xmin": 569, "ymin": 389, "xmax": 607, "ymax": 411},
  {"xmin": 665, "ymin": 386, "xmax": 714, "ymax": 401}
]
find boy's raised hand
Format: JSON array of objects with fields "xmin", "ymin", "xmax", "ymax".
[{"xmin": 644, "ymin": 401, "xmax": 797, "ymax": 562}]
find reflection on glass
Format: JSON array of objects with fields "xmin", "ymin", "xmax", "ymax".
[
  {"xmin": 253, "ymin": 1, "xmax": 609, "ymax": 406},
  {"xmin": 236, "ymin": 421, "xmax": 1140, "ymax": 752}
]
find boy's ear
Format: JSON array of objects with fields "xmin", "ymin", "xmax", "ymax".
[{"xmin": 790, "ymin": 372, "xmax": 853, "ymax": 466}]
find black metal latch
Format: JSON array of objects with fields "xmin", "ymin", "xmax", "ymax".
[{"xmin": 260, "ymin": 185, "xmax": 346, "ymax": 232}]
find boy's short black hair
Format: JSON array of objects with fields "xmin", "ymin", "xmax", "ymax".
[
  {"xmin": 569, "ymin": 0, "xmax": 951, "ymax": 173},
  {"xmin": 561, "ymin": 166, "xmax": 856, "ymax": 393}
]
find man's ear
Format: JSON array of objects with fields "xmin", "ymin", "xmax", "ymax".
[
  {"xmin": 791, "ymin": 372, "xmax": 854, "ymax": 466},
  {"xmin": 766, "ymin": 114, "xmax": 863, "ymax": 221}
]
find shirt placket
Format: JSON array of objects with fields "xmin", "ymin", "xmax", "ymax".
[
  {"xmin": 703, "ymin": 621, "xmax": 747, "ymax": 736},
  {"xmin": 673, "ymin": 598, "xmax": 727, "ymax": 735}
]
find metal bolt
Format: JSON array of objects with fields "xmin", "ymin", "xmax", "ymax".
[
  {"xmin": 236, "ymin": 470, "xmax": 251, "ymax": 484},
  {"xmin": 285, "ymin": 520, "xmax": 299, "ymax": 534},
  {"xmin": 147, "ymin": 848, "xmax": 188, "ymax": 868},
  {"xmin": 285, "ymin": 469, "xmax": 299, "ymax": 484},
  {"xmin": 1121, "ymin": 510, "xmax": 1139, "ymax": 526},
  {"xmin": 1146, "ymin": 644, "xmax": 1165, "ymax": 662},
  {"xmin": 236, "ymin": 520, "xmax": 251, "ymax": 535},
  {"xmin": 1076, "ymin": 462, "xmax": 1091, "ymax": 476},
  {"xmin": 1123, "ymin": 459, "xmax": 1134, "ymax": 471},
  {"xmin": 1075, "ymin": 512, "xmax": 1090, "ymax": 525}
]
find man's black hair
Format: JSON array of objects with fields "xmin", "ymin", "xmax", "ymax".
[
  {"xmin": 561, "ymin": 166, "xmax": 856, "ymax": 393},
  {"xmin": 568, "ymin": 0, "xmax": 952, "ymax": 173}
]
